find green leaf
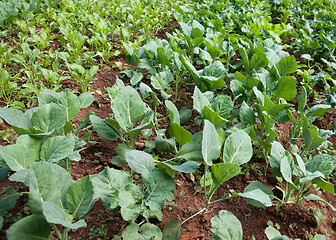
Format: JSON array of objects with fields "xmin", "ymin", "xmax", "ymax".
[
  {"xmin": 179, "ymin": 107, "xmax": 192, "ymax": 125},
  {"xmin": 1, "ymin": 143, "xmax": 37, "ymax": 171},
  {"xmin": 0, "ymin": 187, "xmax": 22, "ymax": 215},
  {"xmin": 270, "ymin": 141, "xmax": 285, "ymax": 177},
  {"xmin": 211, "ymin": 163, "xmax": 241, "ymax": 186},
  {"xmin": 211, "ymin": 95, "xmax": 233, "ymax": 119},
  {"xmin": 177, "ymin": 143, "xmax": 203, "ymax": 162},
  {"xmin": 154, "ymin": 136, "xmax": 176, "ymax": 153},
  {"xmin": 59, "ymin": 89, "xmax": 80, "ymax": 121},
  {"xmin": 241, "ymin": 181, "xmax": 273, "ymax": 208},
  {"xmin": 193, "ymin": 86, "xmax": 210, "ymax": 114},
  {"xmin": 211, "ymin": 210, "xmax": 243, "ymax": 240},
  {"xmin": 298, "ymin": 86, "xmax": 307, "ymax": 112},
  {"xmin": 125, "ymin": 150, "xmax": 155, "ymax": 174},
  {"xmin": 312, "ymin": 178, "xmax": 334, "ymax": 194},
  {"xmin": 42, "ymin": 201, "xmax": 86, "ymax": 229},
  {"xmin": 130, "ymin": 71, "xmax": 143, "ymax": 85},
  {"xmin": 151, "ymin": 69, "xmax": 174, "ymax": 90},
  {"xmin": 40, "ymin": 135, "xmax": 75, "ymax": 163},
  {"xmin": 272, "ymin": 76, "xmax": 297, "ymax": 101},
  {"xmin": 31, "ymin": 103, "xmax": 66, "ymax": 134},
  {"xmin": 64, "ymin": 175, "xmax": 94, "ymax": 219},
  {"xmin": 0, "ymin": 108, "xmax": 30, "ymax": 132},
  {"xmin": 223, "ymin": 130, "xmax": 252, "ymax": 165},
  {"xmin": 90, "ymin": 115, "xmax": 119, "ymax": 140},
  {"xmin": 162, "ymin": 220, "xmax": 182, "ymax": 240},
  {"xmin": 91, "ymin": 167, "xmax": 132, "ymax": 209},
  {"xmin": 142, "ymin": 169, "xmax": 175, "ymax": 208},
  {"xmin": 306, "ymin": 104, "xmax": 330, "ymax": 118},
  {"xmin": 202, "ymin": 120, "xmax": 220, "ymax": 166},
  {"xmin": 78, "ymin": 92, "xmax": 94, "ymax": 109},
  {"xmin": 122, "ymin": 223, "xmax": 162, "ymax": 240},
  {"xmin": 111, "ymin": 86, "xmax": 146, "ymax": 131},
  {"xmin": 0, "ymin": 215, "xmax": 3, "ymax": 230},
  {"xmin": 28, "ymin": 162, "xmax": 73, "ymax": 214},
  {"xmin": 306, "ymin": 154, "xmax": 335, "ymax": 178},
  {"xmin": 165, "ymin": 100, "xmax": 180, "ymax": 124},
  {"xmin": 240, "ymin": 101, "xmax": 256, "ymax": 125},
  {"xmin": 160, "ymin": 161, "xmax": 198, "ymax": 173},
  {"xmin": 304, "ymin": 194, "xmax": 336, "ymax": 211},
  {"xmin": 139, "ymin": 223, "xmax": 162, "ymax": 240},
  {"xmin": 122, "ymin": 223, "xmax": 141, "ymax": 239},
  {"xmin": 169, "ymin": 123, "xmax": 192, "ymax": 145},
  {"xmin": 276, "ymin": 55, "xmax": 297, "ymax": 77},
  {"xmin": 280, "ymin": 157, "xmax": 293, "ymax": 184},
  {"xmin": 6, "ymin": 215, "xmax": 50, "ymax": 240},
  {"xmin": 203, "ymin": 106, "xmax": 227, "ymax": 125},
  {"xmin": 303, "ymin": 125, "xmax": 325, "ymax": 151}
]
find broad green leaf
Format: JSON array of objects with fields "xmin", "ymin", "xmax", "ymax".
[
  {"xmin": 270, "ymin": 141, "xmax": 285, "ymax": 177},
  {"xmin": 179, "ymin": 107, "xmax": 192, "ymax": 124},
  {"xmin": 28, "ymin": 162, "xmax": 73, "ymax": 214},
  {"xmin": 223, "ymin": 130, "xmax": 252, "ymax": 165},
  {"xmin": 240, "ymin": 101, "xmax": 256, "ymax": 125},
  {"xmin": 6, "ymin": 215, "xmax": 50, "ymax": 240},
  {"xmin": 203, "ymin": 106, "xmax": 227, "ymax": 125},
  {"xmin": 0, "ymin": 108, "xmax": 30, "ymax": 131},
  {"xmin": 155, "ymin": 136, "xmax": 176, "ymax": 153},
  {"xmin": 211, "ymin": 210, "xmax": 242, "ymax": 240},
  {"xmin": 160, "ymin": 161, "xmax": 198, "ymax": 173},
  {"xmin": 125, "ymin": 150, "xmax": 155, "ymax": 174},
  {"xmin": 0, "ymin": 187, "xmax": 22, "ymax": 215},
  {"xmin": 91, "ymin": 167, "xmax": 131, "ymax": 207},
  {"xmin": 211, "ymin": 95, "xmax": 233, "ymax": 119},
  {"xmin": 119, "ymin": 184, "xmax": 144, "ymax": 221},
  {"xmin": 162, "ymin": 220, "xmax": 182, "ymax": 240},
  {"xmin": 312, "ymin": 178, "xmax": 334, "ymax": 194},
  {"xmin": 122, "ymin": 223, "xmax": 162, "ymax": 240},
  {"xmin": 111, "ymin": 86, "xmax": 146, "ymax": 131},
  {"xmin": 211, "ymin": 163, "xmax": 241, "ymax": 186},
  {"xmin": 64, "ymin": 175, "xmax": 94, "ymax": 219},
  {"xmin": 139, "ymin": 223, "xmax": 162, "ymax": 240},
  {"xmin": 276, "ymin": 55, "xmax": 297, "ymax": 77},
  {"xmin": 272, "ymin": 76, "xmax": 297, "ymax": 101},
  {"xmin": 241, "ymin": 181, "xmax": 273, "ymax": 208},
  {"xmin": 1, "ymin": 144, "xmax": 35, "ymax": 171},
  {"xmin": 303, "ymin": 125, "xmax": 325, "ymax": 151},
  {"xmin": 169, "ymin": 123, "xmax": 192, "ymax": 145},
  {"xmin": 202, "ymin": 120, "xmax": 220, "ymax": 166},
  {"xmin": 142, "ymin": 169, "xmax": 175, "ymax": 208},
  {"xmin": 265, "ymin": 226, "xmax": 289, "ymax": 240},
  {"xmin": 78, "ymin": 92, "xmax": 94, "ymax": 109},
  {"xmin": 177, "ymin": 143, "xmax": 203, "ymax": 162},
  {"xmin": 122, "ymin": 223, "xmax": 141, "ymax": 239},
  {"xmin": 306, "ymin": 154, "xmax": 336, "ymax": 178},
  {"xmin": 165, "ymin": 100, "xmax": 180, "ymax": 124},
  {"xmin": 193, "ymin": 86, "xmax": 210, "ymax": 114},
  {"xmin": 59, "ymin": 89, "xmax": 80, "ymax": 121},
  {"xmin": 294, "ymin": 153, "xmax": 306, "ymax": 176},
  {"xmin": 280, "ymin": 157, "xmax": 293, "ymax": 184},
  {"xmin": 130, "ymin": 71, "xmax": 143, "ymax": 85},
  {"xmin": 90, "ymin": 115, "xmax": 119, "ymax": 140},
  {"xmin": 31, "ymin": 103, "xmax": 66, "ymax": 134},
  {"xmin": 305, "ymin": 104, "xmax": 330, "ymax": 118},
  {"xmin": 151, "ymin": 69, "xmax": 174, "ymax": 90},
  {"xmin": 299, "ymin": 171, "xmax": 324, "ymax": 183},
  {"xmin": 42, "ymin": 201, "xmax": 86, "ymax": 229},
  {"xmin": 40, "ymin": 134, "xmax": 75, "ymax": 163}
]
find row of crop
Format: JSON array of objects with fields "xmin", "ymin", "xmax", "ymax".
[
  {"xmin": 0, "ymin": 0, "xmax": 336, "ymax": 239},
  {"xmin": 0, "ymin": 0, "xmax": 186, "ymax": 109}
]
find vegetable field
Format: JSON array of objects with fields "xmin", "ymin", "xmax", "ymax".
[{"xmin": 1, "ymin": 0, "xmax": 336, "ymax": 239}]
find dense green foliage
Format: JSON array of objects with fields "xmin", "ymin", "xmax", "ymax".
[{"xmin": 0, "ymin": 0, "xmax": 336, "ymax": 239}]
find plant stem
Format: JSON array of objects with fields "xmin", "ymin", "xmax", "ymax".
[
  {"xmin": 181, "ymin": 207, "xmax": 207, "ymax": 225},
  {"xmin": 53, "ymin": 224, "xmax": 63, "ymax": 240}
]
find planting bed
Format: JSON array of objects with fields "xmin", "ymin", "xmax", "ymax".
[{"xmin": 0, "ymin": 0, "xmax": 336, "ymax": 239}]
